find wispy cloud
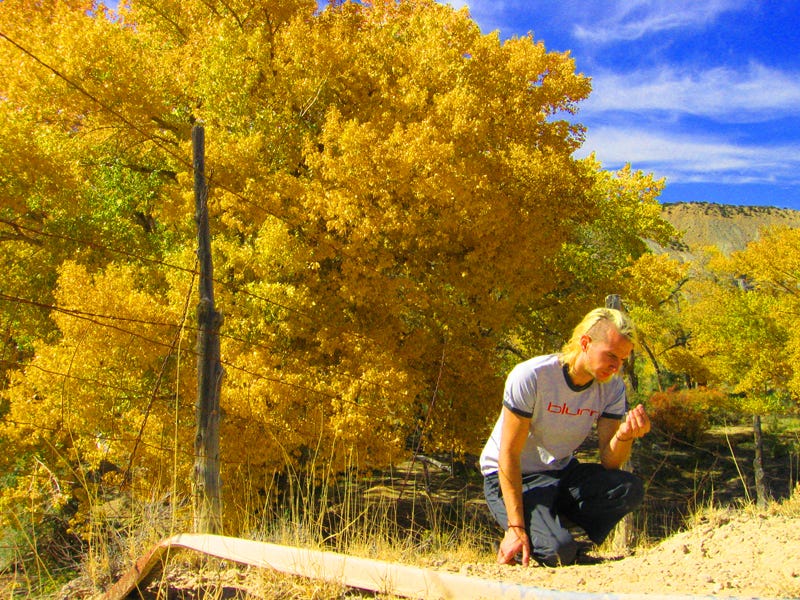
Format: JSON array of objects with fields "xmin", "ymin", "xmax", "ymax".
[
  {"xmin": 572, "ymin": 0, "xmax": 752, "ymax": 43},
  {"xmin": 579, "ymin": 126, "xmax": 800, "ymax": 185},
  {"xmin": 445, "ymin": 0, "xmax": 753, "ymax": 44},
  {"xmin": 577, "ymin": 60, "xmax": 800, "ymax": 184},
  {"xmin": 584, "ymin": 63, "xmax": 800, "ymax": 122}
]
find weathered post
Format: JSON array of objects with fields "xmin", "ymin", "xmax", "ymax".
[
  {"xmin": 753, "ymin": 414, "xmax": 769, "ymax": 508},
  {"xmin": 193, "ymin": 125, "xmax": 223, "ymax": 533},
  {"xmin": 606, "ymin": 294, "xmax": 634, "ymax": 552}
]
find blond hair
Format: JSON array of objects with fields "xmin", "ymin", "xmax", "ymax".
[{"xmin": 559, "ymin": 307, "xmax": 635, "ymax": 368}]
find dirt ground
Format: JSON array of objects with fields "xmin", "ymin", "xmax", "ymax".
[
  {"xmin": 136, "ymin": 486, "xmax": 800, "ymax": 600},
  {"xmin": 451, "ymin": 505, "xmax": 800, "ymax": 598},
  {"xmin": 440, "ymin": 427, "xmax": 800, "ymax": 599},
  {"xmin": 144, "ymin": 504, "xmax": 799, "ymax": 599}
]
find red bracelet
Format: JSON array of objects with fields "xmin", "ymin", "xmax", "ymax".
[{"xmin": 508, "ymin": 524, "xmax": 525, "ymax": 530}]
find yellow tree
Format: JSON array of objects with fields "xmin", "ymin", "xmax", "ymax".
[
  {"xmin": 614, "ymin": 251, "xmax": 690, "ymax": 392},
  {"xmin": 680, "ymin": 233, "xmax": 798, "ymax": 506},
  {"xmin": 0, "ymin": 0, "xmax": 671, "ymax": 533},
  {"xmin": 0, "ymin": 262, "xmax": 197, "ymax": 522},
  {"xmin": 730, "ymin": 228, "xmax": 800, "ymax": 398},
  {"xmin": 0, "ymin": 0, "xmax": 181, "ymax": 390},
  {"xmin": 513, "ymin": 162, "xmax": 674, "ymax": 363}
]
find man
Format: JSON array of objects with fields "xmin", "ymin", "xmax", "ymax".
[{"xmin": 480, "ymin": 307, "xmax": 650, "ymax": 567}]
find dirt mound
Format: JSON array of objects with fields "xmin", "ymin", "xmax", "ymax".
[{"xmin": 456, "ymin": 507, "xmax": 800, "ymax": 598}]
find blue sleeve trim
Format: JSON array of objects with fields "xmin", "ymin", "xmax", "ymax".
[
  {"xmin": 503, "ymin": 400, "xmax": 533, "ymax": 419},
  {"xmin": 601, "ymin": 411, "xmax": 624, "ymax": 420}
]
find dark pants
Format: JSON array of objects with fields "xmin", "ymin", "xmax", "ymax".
[{"xmin": 483, "ymin": 460, "xmax": 644, "ymax": 566}]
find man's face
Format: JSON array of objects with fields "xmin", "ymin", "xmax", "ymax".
[{"xmin": 580, "ymin": 326, "xmax": 633, "ymax": 383}]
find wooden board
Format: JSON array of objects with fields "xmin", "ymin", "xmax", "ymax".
[{"xmin": 100, "ymin": 533, "xmax": 694, "ymax": 600}]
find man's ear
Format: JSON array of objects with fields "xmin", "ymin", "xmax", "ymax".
[{"xmin": 580, "ymin": 334, "xmax": 591, "ymax": 352}]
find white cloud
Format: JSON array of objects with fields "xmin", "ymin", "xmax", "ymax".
[
  {"xmin": 573, "ymin": 0, "xmax": 752, "ymax": 43},
  {"xmin": 584, "ymin": 63, "xmax": 800, "ymax": 122},
  {"xmin": 577, "ymin": 62, "xmax": 800, "ymax": 185},
  {"xmin": 578, "ymin": 126, "xmax": 800, "ymax": 185}
]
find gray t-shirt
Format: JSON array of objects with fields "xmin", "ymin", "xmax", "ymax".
[{"xmin": 479, "ymin": 354, "xmax": 627, "ymax": 475}]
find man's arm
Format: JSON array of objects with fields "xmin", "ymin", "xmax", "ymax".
[
  {"xmin": 598, "ymin": 404, "xmax": 651, "ymax": 469},
  {"xmin": 496, "ymin": 406, "xmax": 532, "ymax": 566}
]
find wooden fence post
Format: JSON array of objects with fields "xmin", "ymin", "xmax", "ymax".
[
  {"xmin": 193, "ymin": 125, "xmax": 223, "ymax": 534},
  {"xmin": 606, "ymin": 294, "xmax": 634, "ymax": 552}
]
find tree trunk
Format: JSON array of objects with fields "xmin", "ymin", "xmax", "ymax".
[
  {"xmin": 639, "ymin": 338, "xmax": 664, "ymax": 392},
  {"xmin": 753, "ymin": 414, "xmax": 769, "ymax": 508},
  {"xmin": 193, "ymin": 125, "xmax": 223, "ymax": 534}
]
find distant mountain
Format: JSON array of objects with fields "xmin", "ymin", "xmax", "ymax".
[{"xmin": 653, "ymin": 202, "xmax": 800, "ymax": 259}]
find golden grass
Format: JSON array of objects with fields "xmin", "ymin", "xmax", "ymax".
[{"xmin": 5, "ymin": 443, "xmax": 799, "ymax": 599}]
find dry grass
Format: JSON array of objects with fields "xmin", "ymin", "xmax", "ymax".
[
  {"xmin": 6, "ymin": 458, "xmax": 493, "ymax": 598},
  {"xmin": 3, "ymin": 420, "xmax": 799, "ymax": 598}
]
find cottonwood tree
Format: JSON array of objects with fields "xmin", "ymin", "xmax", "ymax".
[
  {"xmin": 680, "ymin": 233, "xmax": 799, "ymax": 506},
  {"xmin": 730, "ymin": 228, "xmax": 800, "ymax": 399},
  {"xmin": 510, "ymin": 163, "xmax": 675, "ymax": 364},
  {"xmin": 615, "ymin": 252, "xmax": 691, "ymax": 392},
  {"xmin": 0, "ymin": 0, "xmax": 671, "ymax": 531}
]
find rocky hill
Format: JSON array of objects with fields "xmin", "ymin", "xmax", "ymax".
[{"xmin": 655, "ymin": 201, "xmax": 800, "ymax": 259}]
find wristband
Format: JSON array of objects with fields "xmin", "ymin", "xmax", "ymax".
[
  {"xmin": 507, "ymin": 524, "xmax": 525, "ymax": 530},
  {"xmin": 615, "ymin": 433, "xmax": 634, "ymax": 442}
]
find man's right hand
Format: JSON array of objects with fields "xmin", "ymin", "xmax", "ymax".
[{"xmin": 497, "ymin": 526, "xmax": 530, "ymax": 566}]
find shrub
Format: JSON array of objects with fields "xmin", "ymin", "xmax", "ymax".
[{"xmin": 647, "ymin": 387, "xmax": 731, "ymax": 442}]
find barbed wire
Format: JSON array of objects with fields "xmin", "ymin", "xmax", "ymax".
[
  {"xmin": 0, "ymin": 289, "xmax": 393, "ymax": 395},
  {"xmin": 1, "ymin": 359, "xmax": 190, "ymax": 405},
  {"xmin": 0, "ymin": 216, "xmax": 316, "ymax": 322},
  {"xmin": 1, "ymin": 412, "xmax": 309, "ymax": 470},
  {"xmin": 0, "ymin": 321, "xmax": 337, "ymax": 403}
]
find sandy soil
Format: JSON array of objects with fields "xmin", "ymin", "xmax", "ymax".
[{"xmin": 450, "ymin": 508, "xmax": 800, "ymax": 599}]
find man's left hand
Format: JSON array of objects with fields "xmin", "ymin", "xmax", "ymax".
[{"xmin": 617, "ymin": 404, "xmax": 651, "ymax": 440}]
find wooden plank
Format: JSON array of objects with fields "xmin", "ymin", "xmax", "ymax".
[
  {"xmin": 100, "ymin": 537, "xmax": 174, "ymax": 600},
  {"xmin": 101, "ymin": 534, "xmax": 695, "ymax": 600},
  {"xmin": 163, "ymin": 534, "xmax": 548, "ymax": 599}
]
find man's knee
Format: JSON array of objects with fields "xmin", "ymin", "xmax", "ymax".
[
  {"xmin": 614, "ymin": 471, "xmax": 644, "ymax": 512},
  {"xmin": 534, "ymin": 535, "xmax": 578, "ymax": 567},
  {"xmin": 530, "ymin": 515, "xmax": 579, "ymax": 567}
]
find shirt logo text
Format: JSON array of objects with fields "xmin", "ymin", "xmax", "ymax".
[{"xmin": 547, "ymin": 402, "xmax": 598, "ymax": 417}]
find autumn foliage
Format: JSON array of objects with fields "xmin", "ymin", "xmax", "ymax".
[
  {"xmin": 2, "ymin": 0, "xmax": 674, "ymax": 541},
  {"xmin": 647, "ymin": 387, "xmax": 733, "ymax": 442}
]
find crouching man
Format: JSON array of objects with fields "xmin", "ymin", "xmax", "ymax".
[{"xmin": 480, "ymin": 307, "xmax": 650, "ymax": 567}]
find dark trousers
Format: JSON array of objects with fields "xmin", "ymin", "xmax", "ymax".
[{"xmin": 483, "ymin": 460, "xmax": 644, "ymax": 566}]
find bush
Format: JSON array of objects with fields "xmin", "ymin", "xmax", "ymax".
[{"xmin": 647, "ymin": 387, "xmax": 731, "ymax": 442}]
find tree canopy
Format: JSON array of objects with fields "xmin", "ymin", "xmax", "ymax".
[
  {"xmin": 679, "ymin": 230, "xmax": 800, "ymax": 409},
  {"xmin": 0, "ymin": 0, "xmax": 672, "ymax": 530}
]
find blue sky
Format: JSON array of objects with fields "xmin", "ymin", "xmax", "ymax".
[{"xmin": 441, "ymin": 0, "xmax": 800, "ymax": 210}]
